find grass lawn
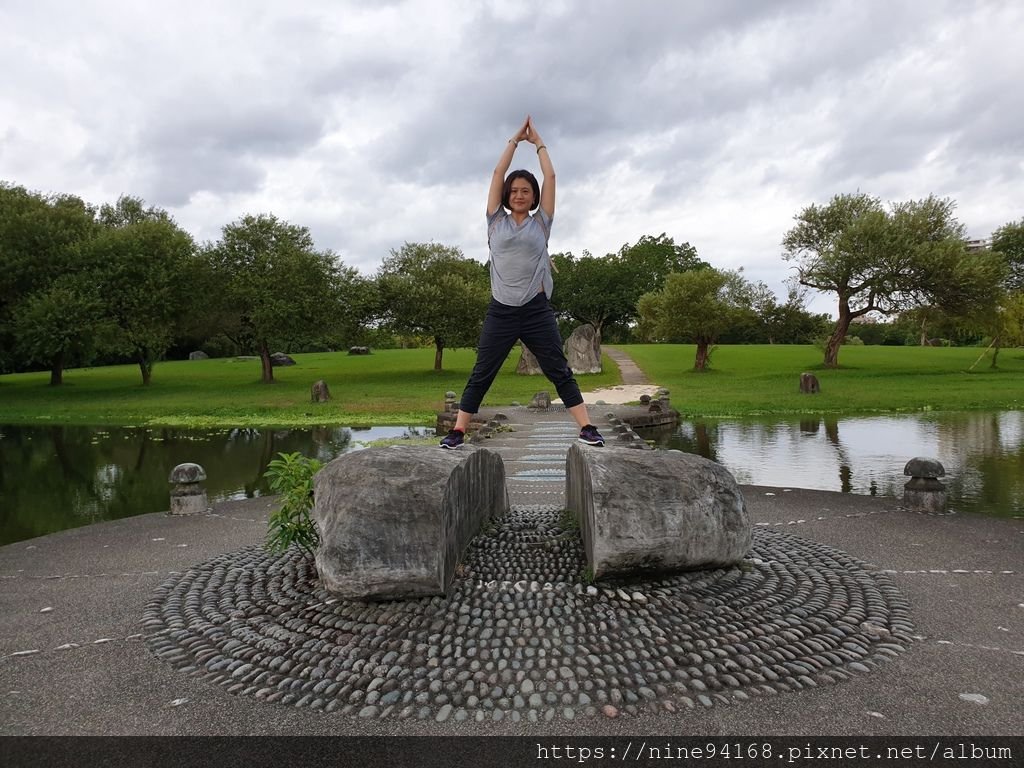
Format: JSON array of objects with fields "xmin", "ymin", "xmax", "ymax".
[
  {"xmin": 1, "ymin": 344, "xmax": 1021, "ymax": 427},
  {"xmin": 0, "ymin": 349, "xmax": 621, "ymax": 427},
  {"xmin": 616, "ymin": 344, "xmax": 1024, "ymax": 417}
]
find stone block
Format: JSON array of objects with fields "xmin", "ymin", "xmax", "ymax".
[
  {"xmin": 311, "ymin": 379, "xmax": 331, "ymax": 402},
  {"xmin": 528, "ymin": 391, "xmax": 551, "ymax": 409},
  {"xmin": 517, "ymin": 344, "xmax": 542, "ymax": 375},
  {"xmin": 799, "ymin": 372, "xmax": 820, "ymax": 393},
  {"xmin": 565, "ymin": 445, "xmax": 751, "ymax": 578},
  {"xmin": 168, "ymin": 463, "xmax": 208, "ymax": 516},
  {"xmin": 313, "ymin": 446, "xmax": 508, "ymax": 600},
  {"xmin": 564, "ymin": 323, "xmax": 602, "ymax": 374}
]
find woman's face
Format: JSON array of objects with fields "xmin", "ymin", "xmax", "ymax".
[{"xmin": 508, "ymin": 178, "xmax": 534, "ymax": 213}]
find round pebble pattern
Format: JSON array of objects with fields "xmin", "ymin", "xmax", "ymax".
[{"xmin": 143, "ymin": 505, "xmax": 913, "ymax": 721}]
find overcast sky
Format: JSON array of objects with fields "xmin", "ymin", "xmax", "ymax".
[{"xmin": 2, "ymin": 0, "xmax": 1021, "ymax": 315}]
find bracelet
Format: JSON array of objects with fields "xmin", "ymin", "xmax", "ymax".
[
  {"xmin": 509, "ymin": 139, "xmax": 518, "ymax": 146},
  {"xmin": 536, "ymin": 145, "xmax": 547, "ymax": 153}
]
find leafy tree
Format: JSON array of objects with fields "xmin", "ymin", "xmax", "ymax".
[
  {"xmin": 0, "ymin": 183, "xmax": 100, "ymax": 378},
  {"xmin": 86, "ymin": 197, "xmax": 196, "ymax": 384},
  {"xmin": 376, "ymin": 242, "xmax": 490, "ymax": 370},
  {"xmin": 12, "ymin": 274, "xmax": 111, "ymax": 385},
  {"xmin": 98, "ymin": 195, "xmax": 173, "ymax": 228},
  {"xmin": 208, "ymin": 214, "xmax": 346, "ymax": 383},
  {"xmin": 764, "ymin": 283, "xmax": 833, "ymax": 344},
  {"xmin": 992, "ymin": 218, "xmax": 1024, "ymax": 292},
  {"xmin": 637, "ymin": 267, "xmax": 752, "ymax": 370},
  {"xmin": 782, "ymin": 193, "xmax": 1002, "ymax": 367},
  {"xmin": 549, "ymin": 251, "xmax": 629, "ymax": 339},
  {"xmin": 552, "ymin": 234, "xmax": 706, "ymax": 340},
  {"xmin": 616, "ymin": 233, "xmax": 706, "ymax": 295}
]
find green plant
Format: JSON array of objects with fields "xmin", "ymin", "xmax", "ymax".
[
  {"xmin": 264, "ymin": 451, "xmax": 323, "ymax": 555},
  {"xmin": 580, "ymin": 565, "xmax": 595, "ymax": 585},
  {"xmin": 558, "ymin": 508, "xmax": 580, "ymax": 531}
]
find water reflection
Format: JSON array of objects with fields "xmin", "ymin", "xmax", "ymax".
[
  {"xmin": 643, "ymin": 411, "xmax": 1024, "ymax": 518},
  {"xmin": 2, "ymin": 413, "xmax": 1020, "ymax": 547},
  {"xmin": 0, "ymin": 424, "xmax": 428, "ymax": 546}
]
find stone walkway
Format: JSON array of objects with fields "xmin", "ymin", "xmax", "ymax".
[
  {"xmin": 471, "ymin": 405, "xmax": 579, "ymax": 507},
  {"xmin": 602, "ymin": 346, "xmax": 650, "ymax": 385}
]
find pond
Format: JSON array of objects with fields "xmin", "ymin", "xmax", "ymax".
[
  {"xmin": 0, "ymin": 411, "xmax": 1021, "ymax": 546},
  {"xmin": 0, "ymin": 424, "xmax": 431, "ymax": 546},
  {"xmin": 639, "ymin": 410, "xmax": 1024, "ymax": 519}
]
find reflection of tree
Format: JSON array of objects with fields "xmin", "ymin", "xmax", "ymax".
[
  {"xmin": 648, "ymin": 421, "xmax": 719, "ymax": 463},
  {"xmin": 799, "ymin": 418, "xmax": 820, "ymax": 434},
  {"xmin": 245, "ymin": 430, "xmax": 279, "ymax": 498},
  {"xmin": 0, "ymin": 424, "xmax": 366, "ymax": 546},
  {"xmin": 947, "ymin": 412, "xmax": 1024, "ymax": 518},
  {"xmin": 822, "ymin": 419, "xmax": 855, "ymax": 493},
  {"xmin": 693, "ymin": 423, "xmax": 714, "ymax": 460},
  {"xmin": 50, "ymin": 426, "xmax": 93, "ymax": 485}
]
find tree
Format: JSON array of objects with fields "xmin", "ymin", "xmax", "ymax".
[
  {"xmin": 0, "ymin": 183, "xmax": 100, "ymax": 379},
  {"xmin": 992, "ymin": 218, "xmax": 1024, "ymax": 292},
  {"xmin": 615, "ymin": 233, "xmax": 706, "ymax": 296},
  {"xmin": 976, "ymin": 218, "xmax": 1024, "ymax": 367},
  {"xmin": 12, "ymin": 274, "xmax": 110, "ymax": 385},
  {"xmin": 637, "ymin": 267, "xmax": 752, "ymax": 370},
  {"xmin": 549, "ymin": 251, "xmax": 631, "ymax": 339},
  {"xmin": 208, "ymin": 214, "xmax": 345, "ymax": 383},
  {"xmin": 551, "ymin": 234, "xmax": 707, "ymax": 340},
  {"xmin": 376, "ymin": 242, "xmax": 489, "ymax": 370},
  {"xmin": 87, "ymin": 198, "xmax": 197, "ymax": 384},
  {"xmin": 782, "ymin": 193, "xmax": 1002, "ymax": 367}
]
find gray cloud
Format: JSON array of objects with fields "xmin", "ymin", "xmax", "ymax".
[{"xmin": 1, "ymin": 0, "xmax": 1021, "ymax": 311}]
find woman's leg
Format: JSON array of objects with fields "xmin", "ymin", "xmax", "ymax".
[
  {"xmin": 455, "ymin": 299, "xmax": 520, "ymax": 427},
  {"xmin": 519, "ymin": 294, "xmax": 589, "ymax": 428}
]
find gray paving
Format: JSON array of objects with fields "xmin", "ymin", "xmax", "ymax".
[{"xmin": 1, "ymin": 404, "xmax": 1021, "ymax": 736}]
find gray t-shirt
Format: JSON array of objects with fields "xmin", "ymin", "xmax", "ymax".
[{"xmin": 486, "ymin": 207, "xmax": 554, "ymax": 306}]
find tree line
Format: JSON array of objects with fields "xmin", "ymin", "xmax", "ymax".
[
  {"xmin": 2, "ymin": 181, "xmax": 1020, "ymax": 384},
  {"xmin": 638, "ymin": 194, "xmax": 1022, "ymax": 369}
]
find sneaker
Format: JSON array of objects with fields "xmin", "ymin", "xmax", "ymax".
[
  {"xmin": 578, "ymin": 424, "xmax": 605, "ymax": 446},
  {"xmin": 439, "ymin": 429, "xmax": 465, "ymax": 449}
]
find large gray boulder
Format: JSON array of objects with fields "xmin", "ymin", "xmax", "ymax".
[
  {"xmin": 565, "ymin": 324, "xmax": 602, "ymax": 374},
  {"xmin": 565, "ymin": 444, "xmax": 751, "ymax": 578},
  {"xmin": 313, "ymin": 446, "xmax": 508, "ymax": 600},
  {"xmin": 516, "ymin": 344, "xmax": 542, "ymax": 375}
]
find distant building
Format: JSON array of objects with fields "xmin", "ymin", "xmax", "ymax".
[{"xmin": 964, "ymin": 237, "xmax": 992, "ymax": 251}]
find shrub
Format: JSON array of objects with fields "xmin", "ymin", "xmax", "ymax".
[{"xmin": 264, "ymin": 452, "xmax": 323, "ymax": 555}]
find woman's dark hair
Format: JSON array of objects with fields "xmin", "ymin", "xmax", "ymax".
[{"xmin": 502, "ymin": 169, "xmax": 540, "ymax": 211}]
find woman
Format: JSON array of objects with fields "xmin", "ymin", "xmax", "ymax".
[{"xmin": 440, "ymin": 116, "xmax": 605, "ymax": 449}]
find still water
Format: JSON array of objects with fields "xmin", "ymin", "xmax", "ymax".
[
  {"xmin": 0, "ymin": 412, "xmax": 1021, "ymax": 546},
  {"xmin": 0, "ymin": 425, "xmax": 430, "ymax": 546},
  {"xmin": 640, "ymin": 411, "xmax": 1023, "ymax": 519}
]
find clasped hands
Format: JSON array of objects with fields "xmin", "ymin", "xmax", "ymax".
[{"xmin": 511, "ymin": 115, "xmax": 543, "ymax": 148}]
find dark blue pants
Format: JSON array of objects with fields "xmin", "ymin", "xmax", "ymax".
[{"xmin": 459, "ymin": 293, "xmax": 583, "ymax": 413}]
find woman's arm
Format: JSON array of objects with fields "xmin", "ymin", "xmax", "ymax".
[
  {"xmin": 487, "ymin": 117, "xmax": 529, "ymax": 216},
  {"xmin": 526, "ymin": 116, "xmax": 555, "ymax": 218}
]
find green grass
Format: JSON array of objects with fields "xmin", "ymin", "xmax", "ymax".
[
  {"xmin": 2, "ymin": 344, "xmax": 1021, "ymax": 427},
  {"xmin": 0, "ymin": 349, "xmax": 621, "ymax": 427},
  {"xmin": 616, "ymin": 344, "xmax": 1024, "ymax": 417}
]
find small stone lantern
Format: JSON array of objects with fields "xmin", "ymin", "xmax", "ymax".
[
  {"xmin": 169, "ymin": 463, "xmax": 208, "ymax": 516},
  {"xmin": 444, "ymin": 391, "xmax": 458, "ymax": 413},
  {"xmin": 903, "ymin": 457, "xmax": 946, "ymax": 513}
]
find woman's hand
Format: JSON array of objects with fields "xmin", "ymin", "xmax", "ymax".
[
  {"xmin": 510, "ymin": 116, "xmax": 530, "ymax": 145},
  {"xmin": 525, "ymin": 116, "xmax": 544, "ymax": 147}
]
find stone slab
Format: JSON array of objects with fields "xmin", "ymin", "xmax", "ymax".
[
  {"xmin": 565, "ymin": 444, "xmax": 752, "ymax": 577},
  {"xmin": 313, "ymin": 446, "xmax": 508, "ymax": 600}
]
